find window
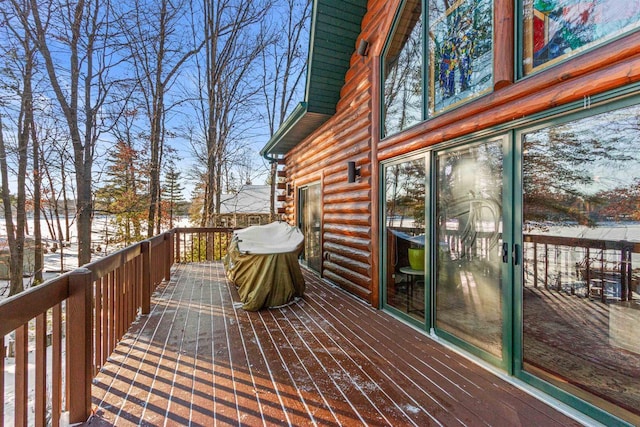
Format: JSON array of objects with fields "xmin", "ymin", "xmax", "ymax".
[
  {"xmin": 382, "ymin": 0, "xmax": 494, "ymax": 137},
  {"xmin": 248, "ymin": 216, "xmax": 261, "ymax": 226},
  {"xmin": 428, "ymin": 0, "xmax": 493, "ymax": 114},
  {"xmin": 522, "ymin": 0, "xmax": 640, "ymax": 74},
  {"xmin": 382, "ymin": 157, "xmax": 427, "ymax": 321},
  {"xmin": 383, "ymin": 0, "xmax": 423, "ymax": 137}
]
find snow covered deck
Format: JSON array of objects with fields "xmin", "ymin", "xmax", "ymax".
[{"xmin": 88, "ymin": 261, "xmax": 580, "ymax": 426}]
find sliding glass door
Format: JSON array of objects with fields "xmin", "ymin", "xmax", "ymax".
[
  {"xmin": 434, "ymin": 137, "xmax": 509, "ymax": 364},
  {"xmin": 517, "ymin": 103, "xmax": 640, "ymax": 425},
  {"xmin": 381, "ymin": 98, "xmax": 640, "ymax": 425}
]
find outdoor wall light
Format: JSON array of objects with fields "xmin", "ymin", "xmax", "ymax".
[
  {"xmin": 357, "ymin": 39, "xmax": 369, "ymax": 57},
  {"xmin": 347, "ymin": 161, "xmax": 361, "ymax": 183}
]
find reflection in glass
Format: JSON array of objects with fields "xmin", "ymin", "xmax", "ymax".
[
  {"xmin": 522, "ymin": 104, "xmax": 640, "ymax": 425},
  {"xmin": 300, "ymin": 184, "xmax": 321, "ymax": 272},
  {"xmin": 523, "ymin": 0, "xmax": 640, "ymax": 74},
  {"xmin": 428, "ymin": 0, "xmax": 493, "ymax": 114},
  {"xmin": 436, "ymin": 140, "xmax": 503, "ymax": 358},
  {"xmin": 383, "ymin": 0, "xmax": 423, "ymax": 137},
  {"xmin": 384, "ymin": 158, "xmax": 426, "ymax": 320}
]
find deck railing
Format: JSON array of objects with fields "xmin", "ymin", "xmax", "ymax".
[
  {"xmin": 523, "ymin": 234, "xmax": 639, "ymax": 302},
  {"xmin": 0, "ymin": 227, "xmax": 234, "ymax": 425}
]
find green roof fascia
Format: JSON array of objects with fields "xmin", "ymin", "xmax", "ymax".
[
  {"xmin": 260, "ymin": 102, "xmax": 332, "ymax": 157},
  {"xmin": 261, "ymin": 0, "xmax": 367, "ymax": 158}
]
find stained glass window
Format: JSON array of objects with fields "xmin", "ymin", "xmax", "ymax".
[
  {"xmin": 383, "ymin": 0, "xmax": 423, "ymax": 137},
  {"xmin": 428, "ymin": 0, "xmax": 493, "ymax": 115},
  {"xmin": 523, "ymin": 0, "xmax": 640, "ymax": 74}
]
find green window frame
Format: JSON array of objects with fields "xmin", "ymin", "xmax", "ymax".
[{"xmin": 381, "ymin": 0, "xmax": 495, "ymax": 139}]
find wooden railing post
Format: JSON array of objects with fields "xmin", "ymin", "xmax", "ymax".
[
  {"xmin": 175, "ymin": 229, "xmax": 180, "ymax": 264},
  {"xmin": 164, "ymin": 232, "xmax": 172, "ymax": 282},
  {"xmin": 67, "ymin": 268, "xmax": 93, "ymax": 423},
  {"xmin": 141, "ymin": 241, "xmax": 151, "ymax": 314}
]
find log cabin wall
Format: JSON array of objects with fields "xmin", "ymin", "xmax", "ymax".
[
  {"xmin": 283, "ymin": 1, "xmax": 396, "ymax": 303},
  {"xmin": 282, "ymin": 0, "xmax": 640, "ymax": 303}
]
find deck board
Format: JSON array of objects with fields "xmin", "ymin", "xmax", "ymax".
[{"xmin": 88, "ymin": 262, "xmax": 582, "ymax": 426}]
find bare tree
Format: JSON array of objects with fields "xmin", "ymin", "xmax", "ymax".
[
  {"xmin": 114, "ymin": 0, "xmax": 206, "ymax": 237},
  {"xmin": 260, "ymin": 0, "xmax": 311, "ymax": 220},
  {"xmin": 5, "ymin": 0, "xmax": 124, "ymax": 265},
  {"xmin": 189, "ymin": 0, "xmax": 273, "ymax": 227},
  {"xmin": 0, "ymin": 0, "xmax": 37, "ymax": 295}
]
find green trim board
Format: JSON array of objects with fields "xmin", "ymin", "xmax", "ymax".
[{"xmin": 262, "ymin": 0, "xmax": 368, "ymax": 157}]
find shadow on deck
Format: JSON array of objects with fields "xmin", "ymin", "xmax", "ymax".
[{"xmin": 88, "ymin": 262, "xmax": 581, "ymax": 426}]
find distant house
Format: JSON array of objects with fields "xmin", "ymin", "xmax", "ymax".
[{"xmin": 216, "ymin": 185, "xmax": 272, "ymax": 228}]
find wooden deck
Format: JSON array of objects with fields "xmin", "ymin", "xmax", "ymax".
[{"xmin": 88, "ymin": 262, "xmax": 582, "ymax": 426}]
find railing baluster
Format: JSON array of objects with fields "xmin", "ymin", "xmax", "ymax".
[
  {"xmin": 35, "ymin": 312, "xmax": 47, "ymax": 426},
  {"xmin": 102, "ymin": 275, "xmax": 109, "ymax": 367},
  {"xmin": 109, "ymin": 271, "xmax": 116, "ymax": 355},
  {"xmin": 95, "ymin": 276, "xmax": 102, "ymax": 375},
  {"xmin": 1, "ymin": 334, "xmax": 4, "ymax": 426},
  {"xmin": 15, "ymin": 323, "xmax": 28, "ymax": 426},
  {"xmin": 52, "ymin": 303, "xmax": 62, "ymax": 426}
]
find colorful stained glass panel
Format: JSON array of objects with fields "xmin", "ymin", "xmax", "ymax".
[
  {"xmin": 428, "ymin": 0, "xmax": 493, "ymax": 114},
  {"xmin": 523, "ymin": 0, "xmax": 640, "ymax": 73}
]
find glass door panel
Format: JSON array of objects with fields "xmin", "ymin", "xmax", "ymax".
[
  {"xmin": 300, "ymin": 183, "xmax": 321, "ymax": 272},
  {"xmin": 435, "ymin": 139, "xmax": 504, "ymax": 359},
  {"xmin": 383, "ymin": 158, "xmax": 426, "ymax": 321},
  {"xmin": 520, "ymin": 104, "xmax": 640, "ymax": 425}
]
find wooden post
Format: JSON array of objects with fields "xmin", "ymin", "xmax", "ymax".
[
  {"xmin": 141, "ymin": 241, "xmax": 151, "ymax": 314},
  {"xmin": 67, "ymin": 268, "xmax": 93, "ymax": 423},
  {"xmin": 169, "ymin": 231, "xmax": 175, "ymax": 267},
  {"xmin": 175, "ymin": 230, "xmax": 181, "ymax": 264},
  {"xmin": 494, "ymin": 0, "xmax": 514, "ymax": 89},
  {"xmin": 164, "ymin": 232, "xmax": 172, "ymax": 282}
]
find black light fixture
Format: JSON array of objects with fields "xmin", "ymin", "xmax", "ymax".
[
  {"xmin": 357, "ymin": 39, "xmax": 369, "ymax": 57},
  {"xmin": 347, "ymin": 161, "xmax": 361, "ymax": 183}
]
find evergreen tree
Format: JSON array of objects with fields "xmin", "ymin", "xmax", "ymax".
[
  {"xmin": 162, "ymin": 163, "xmax": 184, "ymax": 229},
  {"xmin": 95, "ymin": 140, "xmax": 149, "ymax": 246}
]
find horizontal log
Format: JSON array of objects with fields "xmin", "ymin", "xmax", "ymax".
[
  {"xmin": 0, "ymin": 275, "xmax": 70, "ymax": 336},
  {"xmin": 323, "ymin": 241, "xmax": 371, "ymax": 264},
  {"xmin": 323, "ymin": 270, "xmax": 372, "ymax": 301},
  {"xmin": 323, "ymin": 223, "xmax": 371, "ymax": 239},
  {"xmin": 323, "ymin": 232, "xmax": 371, "ymax": 251},
  {"xmin": 323, "ymin": 201, "xmax": 371, "ymax": 214},
  {"xmin": 323, "ymin": 213, "xmax": 371, "ymax": 226},
  {"xmin": 323, "ymin": 189, "xmax": 371, "ymax": 204},
  {"xmin": 324, "ymin": 261, "xmax": 370, "ymax": 289},
  {"xmin": 323, "ymin": 179, "xmax": 370, "ymax": 195},
  {"xmin": 324, "ymin": 252, "xmax": 371, "ymax": 277}
]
